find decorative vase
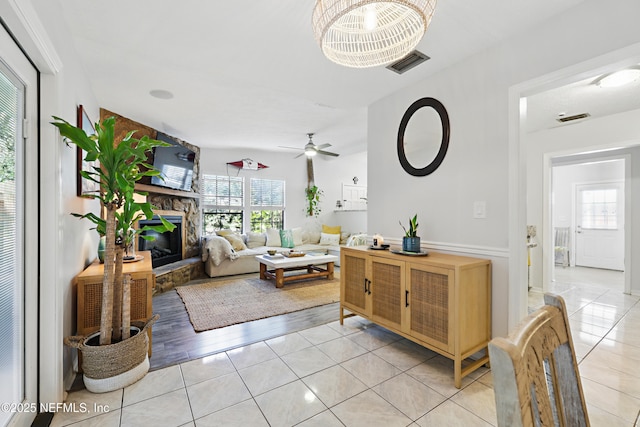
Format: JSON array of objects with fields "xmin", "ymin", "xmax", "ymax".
[
  {"xmin": 64, "ymin": 314, "xmax": 158, "ymax": 393},
  {"xmin": 97, "ymin": 236, "xmax": 106, "ymax": 263},
  {"xmin": 124, "ymin": 227, "xmax": 136, "ymax": 260},
  {"xmin": 402, "ymin": 236, "xmax": 421, "ymax": 252}
]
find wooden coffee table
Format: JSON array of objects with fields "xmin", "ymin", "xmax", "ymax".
[{"xmin": 256, "ymin": 253, "xmax": 338, "ymax": 288}]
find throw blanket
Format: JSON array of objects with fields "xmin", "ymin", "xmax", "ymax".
[{"xmin": 202, "ymin": 235, "xmax": 239, "ymax": 266}]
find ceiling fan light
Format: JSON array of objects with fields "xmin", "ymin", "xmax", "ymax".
[
  {"xmin": 312, "ymin": 0, "xmax": 438, "ymax": 68},
  {"xmin": 596, "ymin": 67, "xmax": 640, "ymax": 88},
  {"xmin": 305, "ymin": 147, "xmax": 317, "ymax": 156}
]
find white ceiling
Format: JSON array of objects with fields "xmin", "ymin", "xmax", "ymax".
[
  {"xmin": 58, "ymin": 0, "xmax": 624, "ymax": 156},
  {"xmin": 525, "ymin": 70, "xmax": 640, "ymax": 133}
]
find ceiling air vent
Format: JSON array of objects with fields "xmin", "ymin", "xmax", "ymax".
[
  {"xmin": 556, "ymin": 113, "xmax": 591, "ymax": 123},
  {"xmin": 386, "ymin": 50, "xmax": 430, "ymax": 74}
]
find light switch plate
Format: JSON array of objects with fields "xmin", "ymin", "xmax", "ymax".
[{"xmin": 473, "ymin": 201, "xmax": 486, "ymax": 219}]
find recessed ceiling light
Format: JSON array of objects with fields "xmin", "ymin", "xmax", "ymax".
[
  {"xmin": 149, "ymin": 89, "xmax": 174, "ymax": 99},
  {"xmin": 593, "ymin": 67, "xmax": 640, "ymax": 88}
]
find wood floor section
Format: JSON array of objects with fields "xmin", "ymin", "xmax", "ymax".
[{"xmin": 150, "ymin": 278, "xmax": 340, "ymax": 371}]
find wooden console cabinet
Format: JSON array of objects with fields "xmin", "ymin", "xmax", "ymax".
[
  {"xmin": 75, "ymin": 251, "xmax": 155, "ymax": 356},
  {"xmin": 340, "ymin": 246, "xmax": 491, "ymax": 388}
]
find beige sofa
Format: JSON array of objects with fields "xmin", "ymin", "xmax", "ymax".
[{"xmin": 202, "ymin": 228, "xmax": 366, "ymax": 278}]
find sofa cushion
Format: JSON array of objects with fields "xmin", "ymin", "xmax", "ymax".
[
  {"xmin": 319, "ymin": 232, "xmax": 340, "ymax": 246},
  {"xmin": 302, "ymin": 230, "xmax": 321, "ymax": 244},
  {"xmin": 279, "ymin": 229, "xmax": 295, "ymax": 248},
  {"xmin": 246, "ymin": 231, "xmax": 266, "ymax": 249},
  {"xmin": 292, "ymin": 227, "xmax": 304, "ymax": 246},
  {"xmin": 322, "ymin": 224, "xmax": 341, "ymax": 235},
  {"xmin": 266, "ymin": 228, "xmax": 282, "ymax": 246}
]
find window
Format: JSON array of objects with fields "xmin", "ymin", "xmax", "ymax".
[
  {"xmin": 250, "ymin": 178, "xmax": 285, "ymax": 232},
  {"xmin": 580, "ymin": 188, "xmax": 618, "ymax": 230},
  {"xmin": 201, "ymin": 175, "xmax": 286, "ymax": 234},
  {"xmin": 202, "ymin": 174, "xmax": 244, "ymax": 233}
]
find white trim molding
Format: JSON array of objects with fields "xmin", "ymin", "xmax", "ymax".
[
  {"xmin": 4, "ymin": 0, "xmax": 62, "ymax": 74},
  {"xmin": 381, "ymin": 237, "xmax": 509, "ymax": 259}
]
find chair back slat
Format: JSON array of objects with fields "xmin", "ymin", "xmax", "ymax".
[{"xmin": 489, "ymin": 294, "xmax": 590, "ymax": 427}]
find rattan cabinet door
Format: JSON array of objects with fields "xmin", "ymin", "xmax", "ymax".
[
  {"xmin": 407, "ymin": 263, "xmax": 454, "ymax": 354},
  {"xmin": 370, "ymin": 257, "xmax": 406, "ymax": 332},
  {"xmin": 340, "ymin": 251, "xmax": 370, "ymax": 316}
]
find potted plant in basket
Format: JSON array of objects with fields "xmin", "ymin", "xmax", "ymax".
[
  {"xmin": 400, "ymin": 214, "xmax": 420, "ymax": 252},
  {"xmin": 53, "ymin": 115, "xmax": 175, "ymax": 393}
]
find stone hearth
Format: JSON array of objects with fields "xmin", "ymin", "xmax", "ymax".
[{"xmin": 153, "ymin": 257, "xmax": 204, "ymax": 294}]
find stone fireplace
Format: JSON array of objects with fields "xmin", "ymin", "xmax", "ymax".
[
  {"xmin": 102, "ymin": 108, "xmax": 205, "ymax": 291},
  {"xmin": 138, "ymin": 212, "xmax": 185, "ymax": 268}
]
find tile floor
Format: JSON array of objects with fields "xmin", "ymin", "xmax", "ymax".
[{"xmin": 53, "ymin": 266, "xmax": 640, "ymax": 427}]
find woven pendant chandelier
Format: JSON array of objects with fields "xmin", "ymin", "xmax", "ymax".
[{"xmin": 312, "ymin": 0, "xmax": 437, "ymax": 68}]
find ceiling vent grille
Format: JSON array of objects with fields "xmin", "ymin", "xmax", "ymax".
[
  {"xmin": 386, "ymin": 50, "xmax": 430, "ymax": 74},
  {"xmin": 556, "ymin": 113, "xmax": 591, "ymax": 123}
]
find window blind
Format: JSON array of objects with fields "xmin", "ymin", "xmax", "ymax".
[{"xmin": 0, "ymin": 64, "xmax": 22, "ymax": 413}]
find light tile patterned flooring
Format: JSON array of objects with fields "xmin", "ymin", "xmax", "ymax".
[{"xmin": 53, "ymin": 266, "xmax": 640, "ymax": 427}]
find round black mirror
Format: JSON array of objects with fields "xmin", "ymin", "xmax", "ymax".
[{"xmin": 397, "ymin": 97, "xmax": 450, "ymax": 176}]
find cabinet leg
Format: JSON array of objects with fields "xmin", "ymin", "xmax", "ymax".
[
  {"xmin": 454, "ymin": 360, "xmax": 462, "ymax": 389},
  {"xmin": 340, "ymin": 306, "xmax": 344, "ymax": 325}
]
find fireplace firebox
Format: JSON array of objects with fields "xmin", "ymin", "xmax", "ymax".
[{"xmin": 138, "ymin": 215, "xmax": 183, "ymax": 268}]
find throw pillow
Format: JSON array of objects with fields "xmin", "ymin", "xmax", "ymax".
[
  {"xmin": 305, "ymin": 230, "xmax": 321, "ymax": 244},
  {"xmin": 216, "ymin": 230, "xmax": 247, "ymax": 251},
  {"xmin": 266, "ymin": 228, "xmax": 282, "ymax": 247},
  {"xmin": 340, "ymin": 231, "xmax": 350, "ymax": 245},
  {"xmin": 279, "ymin": 229, "xmax": 295, "ymax": 248},
  {"xmin": 319, "ymin": 232, "xmax": 340, "ymax": 246},
  {"xmin": 246, "ymin": 231, "xmax": 266, "ymax": 249},
  {"xmin": 322, "ymin": 224, "xmax": 341, "ymax": 235},
  {"xmin": 292, "ymin": 227, "xmax": 304, "ymax": 246}
]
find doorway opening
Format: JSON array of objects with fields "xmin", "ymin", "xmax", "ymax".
[{"xmin": 550, "ymin": 156, "xmax": 626, "ymax": 293}]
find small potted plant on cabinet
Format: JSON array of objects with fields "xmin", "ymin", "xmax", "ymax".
[
  {"xmin": 54, "ymin": 115, "xmax": 175, "ymax": 392},
  {"xmin": 400, "ymin": 214, "xmax": 420, "ymax": 252}
]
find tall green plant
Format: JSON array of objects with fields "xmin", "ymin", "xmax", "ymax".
[{"xmin": 52, "ymin": 116, "xmax": 175, "ymax": 345}]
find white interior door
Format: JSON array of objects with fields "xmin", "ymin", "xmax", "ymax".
[
  {"xmin": 341, "ymin": 184, "xmax": 367, "ymax": 210},
  {"xmin": 575, "ymin": 182, "xmax": 624, "ymax": 270}
]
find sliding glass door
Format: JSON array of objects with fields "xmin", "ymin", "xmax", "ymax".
[{"xmin": 0, "ymin": 23, "xmax": 38, "ymax": 427}]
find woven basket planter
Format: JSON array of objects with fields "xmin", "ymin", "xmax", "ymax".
[{"xmin": 65, "ymin": 314, "xmax": 158, "ymax": 393}]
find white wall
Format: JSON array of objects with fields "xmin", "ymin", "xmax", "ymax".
[
  {"xmin": 526, "ymin": 107, "xmax": 640, "ymax": 292},
  {"xmin": 1, "ymin": 0, "xmax": 101, "ymax": 401},
  {"xmin": 199, "ymin": 147, "xmax": 367, "ymax": 233},
  {"xmin": 368, "ymin": 0, "xmax": 640, "ymax": 337}
]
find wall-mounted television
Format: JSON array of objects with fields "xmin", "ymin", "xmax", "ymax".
[{"xmin": 150, "ymin": 133, "xmax": 195, "ymax": 192}]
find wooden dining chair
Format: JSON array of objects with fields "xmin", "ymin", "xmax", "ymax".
[{"xmin": 488, "ymin": 293, "xmax": 590, "ymax": 427}]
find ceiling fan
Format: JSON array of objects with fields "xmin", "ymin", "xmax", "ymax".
[{"xmin": 280, "ymin": 133, "xmax": 339, "ymax": 158}]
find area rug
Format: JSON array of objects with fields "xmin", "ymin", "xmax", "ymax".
[{"xmin": 175, "ymin": 275, "xmax": 340, "ymax": 332}]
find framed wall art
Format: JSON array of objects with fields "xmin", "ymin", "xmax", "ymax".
[{"xmin": 76, "ymin": 104, "xmax": 99, "ymax": 197}]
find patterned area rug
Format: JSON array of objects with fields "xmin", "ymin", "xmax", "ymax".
[{"xmin": 175, "ymin": 275, "xmax": 340, "ymax": 332}]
